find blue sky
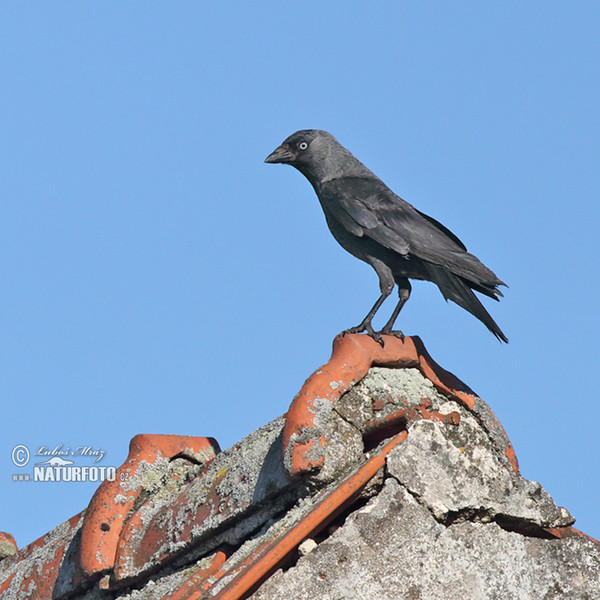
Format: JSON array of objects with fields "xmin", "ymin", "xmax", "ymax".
[{"xmin": 2, "ymin": 3, "xmax": 599, "ymax": 547}]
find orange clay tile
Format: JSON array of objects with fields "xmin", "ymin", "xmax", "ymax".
[
  {"xmin": 0, "ymin": 573, "xmax": 14, "ymax": 595},
  {"xmin": 79, "ymin": 433, "xmax": 220, "ymax": 578},
  {"xmin": 545, "ymin": 526, "xmax": 600, "ymax": 545},
  {"xmin": 169, "ymin": 548, "xmax": 231, "ymax": 600},
  {"xmin": 1, "ymin": 512, "xmax": 86, "ymax": 600},
  {"xmin": 112, "ymin": 457, "xmax": 224, "ymax": 583},
  {"xmin": 282, "ymin": 333, "xmax": 519, "ymax": 477},
  {"xmin": 111, "ymin": 421, "xmax": 290, "ymax": 584}
]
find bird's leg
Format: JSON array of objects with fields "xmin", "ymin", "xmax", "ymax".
[
  {"xmin": 379, "ymin": 278, "xmax": 411, "ymax": 340},
  {"xmin": 345, "ymin": 292, "xmax": 387, "ymax": 337},
  {"xmin": 344, "ymin": 262, "xmax": 395, "ymax": 345},
  {"xmin": 345, "ymin": 291, "xmax": 395, "ymax": 346}
]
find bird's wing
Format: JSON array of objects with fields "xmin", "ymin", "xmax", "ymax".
[
  {"xmin": 321, "ymin": 177, "xmax": 501, "ymax": 288},
  {"xmin": 322, "ymin": 177, "xmax": 465, "ymax": 256},
  {"xmin": 413, "ymin": 208, "xmax": 467, "ymax": 251},
  {"xmin": 321, "ymin": 177, "xmax": 411, "ymax": 255}
]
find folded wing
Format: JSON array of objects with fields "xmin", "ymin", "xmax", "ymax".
[{"xmin": 321, "ymin": 177, "xmax": 504, "ymax": 297}]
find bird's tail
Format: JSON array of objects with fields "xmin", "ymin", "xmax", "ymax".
[{"xmin": 425, "ymin": 264, "xmax": 508, "ymax": 343}]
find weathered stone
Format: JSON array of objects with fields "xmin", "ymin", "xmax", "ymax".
[
  {"xmin": 251, "ymin": 479, "xmax": 600, "ymax": 600},
  {"xmin": 301, "ymin": 395, "xmax": 364, "ymax": 485},
  {"xmin": 336, "ymin": 367, "xmax": 447, "ymax": 430},
  {"xmin": 0, "ymin": 533, "xmax": 18, "ymax": 560},
  {"xmin": 387, "ymin": 418, "xmax": 572, "ymax": 530}
]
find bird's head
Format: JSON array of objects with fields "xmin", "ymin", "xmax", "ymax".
[
  {"xmin": 264, "ymin": 129, "xmax": 325, "ymax": 165},
  {"xmin": 265, "ymin": 129, "xmax": 355, "ymax": 185},
  {"xmin": 265, "ymin": 129, "xmax": 375, "ymax": 187}
]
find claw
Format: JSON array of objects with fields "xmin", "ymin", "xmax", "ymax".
[
  {"xmin": 366, "ymin": 325, "xmax": 384, "ymax": 346},
  {"xmin": 380, "ymin": 328, "xmax": 405, "ymax": 341},
  {"xmin": 362, "ymin": 322, "xmax": 384, "ymax": 346}
]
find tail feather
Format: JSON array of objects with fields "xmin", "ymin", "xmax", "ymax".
[{"xmin": 425, "ymin": 264, "xmax": 508, "ymax": 343}]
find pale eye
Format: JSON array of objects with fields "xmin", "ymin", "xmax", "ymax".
[{"xmin": 298, "ymin": 141, "xmax": 308, "ymax": 150}]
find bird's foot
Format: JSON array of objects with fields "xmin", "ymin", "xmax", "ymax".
[
  {"xmin": 343, "ymin": 324, "xmax": 365, "ymax": 335},
  {"xmin": 343, "ymin": 323, "xmax": 384, "ymax": 346},
  {"xmin": 379, "ymin": 327, "xmax": 405, "ymax": 341}
]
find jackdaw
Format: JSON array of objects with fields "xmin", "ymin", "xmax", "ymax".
[{"xmin": 265, "ymin": 129, "xmax": 507, "ymax": 343}]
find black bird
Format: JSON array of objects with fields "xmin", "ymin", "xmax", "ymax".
[{"xmin": 265, "ymin": 129, "xmax": 507, "ymax": 343}]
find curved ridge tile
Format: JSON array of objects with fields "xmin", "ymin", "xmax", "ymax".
[
  {"xmin": 282, "ymin": 333, "xmax": 518, "ymax": 478},
  {"xmin": 79, "ymin": 434, "xmax": 219, "ymax": 578}
]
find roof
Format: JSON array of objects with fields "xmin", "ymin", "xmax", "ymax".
[{"xmin": 1, "ymin": 333, "xmax": 598, "ymax": 599}]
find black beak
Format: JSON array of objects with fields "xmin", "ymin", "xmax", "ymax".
[{"xmin": 264, "ymin": 145, "xmax": 295, "ymax": 164}]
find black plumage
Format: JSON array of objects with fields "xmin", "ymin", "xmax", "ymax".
[{"xmin": 265, "ymin": 129, "xmax": 507, "ymax": 343}]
